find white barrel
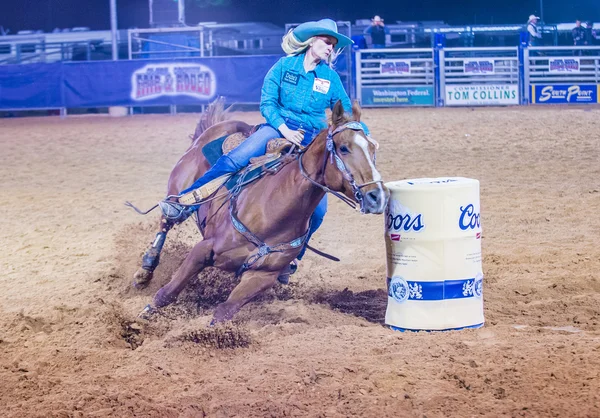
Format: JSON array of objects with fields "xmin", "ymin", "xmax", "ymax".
[{"xmin": 384, "ymin": 177, "xmax": 484, "ymax": 331}]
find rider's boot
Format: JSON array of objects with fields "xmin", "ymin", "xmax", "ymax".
[{"xmin": 159, "ymin": 154, "xmax": 239, "ymax": 224}]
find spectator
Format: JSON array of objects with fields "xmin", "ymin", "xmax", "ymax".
[
  {"xmin": 584, "ymin": 21, "xmax": 598, "ymax": 46},
  {"xmin": 364, "ymin": 15, "xmax": 389, "ymax": 48},
  {"xmin": 572, "ymin": 19, "xmax": 585, "ymax": 55},
  {"xmin": 573, "ymin": 20, "xmax": 585, "ymax": 44},
  {"xmin": 527, "ymin": 15, "xmax": 542, "ymax": 47}
]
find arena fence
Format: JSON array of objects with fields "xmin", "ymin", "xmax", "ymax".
[
  {"xmin": 524, "ymin": 46, "xmax": 600, "ymax": 105},
  {"xmin": 354, "ymin": 45, "xmax": 600, "ymax": 107},
  {"xmin": 1, "ymin": 46, "xmax": 600, "ymax": 113},
  {"xmin": 354, "ymin": 48, "xmax": 435, "ymax": 107},
  {"xmin": 439, "ymin": 47, "xmax": 520, "ymax": 107}
]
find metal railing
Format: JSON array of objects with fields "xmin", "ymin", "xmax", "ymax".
[
  {"xmin": 0, "ymin": 39, "xmax": 112, "ymax": 65},
  {"xmin": 355, "ymin": 48, "xmax": 435, "ymax": 106},
  {"xmin": 525, "ymin": 47, "xmax": 600, "ymax": 82},
  {"xmin": 439, "ymin": 47, "xmax": 520, "ymax": 106},
  {"xmin": 128, "ymin": 27, "xmax": 212, "ymax": 59}
]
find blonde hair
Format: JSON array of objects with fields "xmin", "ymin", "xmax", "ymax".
[{"xmin": 281, "ymin": 29, "xmax": 342, "ymax": 67}]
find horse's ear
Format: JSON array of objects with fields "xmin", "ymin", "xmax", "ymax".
[
  {"xmin": 332, "ymin": 100, "xmax": 345, "ymax": 127},
  {"xmin": 352, "ymin": 100, "xmax": 361, "ymax": 122}
]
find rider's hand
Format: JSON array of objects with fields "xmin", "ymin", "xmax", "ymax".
[{"xmin": 278, "ymin": 124, "xmax": 304, "ymax": 147}]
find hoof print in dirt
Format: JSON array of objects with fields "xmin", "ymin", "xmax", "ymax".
[
  {"xmin": 168, "ymin": 325, "xmax": 251, "ymax": 350},
  {"xmin": 314, "ymin": 288, "xmax": 388, "ymax": 324},
  {"xmin": 121, "ymin": 320, "xmax": 145, "ymax": 350}
]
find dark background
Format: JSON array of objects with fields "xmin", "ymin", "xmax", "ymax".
[{"xmin": 1, "ymin": 0, "xmax": 599, "ymax": 33}]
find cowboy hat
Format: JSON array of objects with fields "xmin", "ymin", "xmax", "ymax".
[
  {"xmin": 528, "ymin": 14, "xmax": 540, "ymax": 22},
  {"xmin": 292, "ymin": 18, "xmax": 353, "ymax": 48}
]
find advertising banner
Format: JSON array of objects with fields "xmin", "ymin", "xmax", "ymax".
[
  {"xmin": 445, "ymin": 84, "xmax": 519, "ymax": 106},
  {"xmin": 463, "ymin": 60, "xmax": 495, "ymax": 74},
  {"xmin": 531, "ymin": 84, "xmax": 599, "ymax": 104},
  {"xmin": 548, "ymin": 58, "xmax": 580, "ymax": 73},
  {"xmin": 380, "ymin": 60, "xmax": 412, "ymax": 75},
  {"xmin": 62, "ymin": 56, "xmax": 279, "ymax": 107},
  {"xmin": 0, "ymin": 56, "xmax": 281, "ymax": 109},
  {"xmin": 361, "ymin": 86, "xmax": 434, "ymax": 106}
]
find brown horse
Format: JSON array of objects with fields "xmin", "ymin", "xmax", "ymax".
[{"xmin": 131, "ymin": 99, "xmax": 388, "ymax": 323}]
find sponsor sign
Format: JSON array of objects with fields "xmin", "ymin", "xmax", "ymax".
[
  {"xmin": 445, "ymin": 84, "xmax": 519, "ymax": 106},
  {"xmin": 548, "ymin": 58, "xmax": 580, "ymax": 73},
  {"xmin": 463, "ymin": 60, "xmax": 495, "ymax": 74},
  {"xmin": 361, "ymin": 86, "xmax": 434, "ymax": 106},
  {"xmin": 531, "ymin": 84, "xmax": 599, "ymax": 104},
  {"xmin": 131, "ymin": 63, "xmax": 216, "ymax": 101},
  {"xmin": 380, "ymin": 60, "xmax": 411, "ymax": 75}
]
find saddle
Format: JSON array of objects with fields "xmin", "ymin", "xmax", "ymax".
[
  {"xmin": 222, "ymin": 131, "xmax": 292, "ymax": 164},
  {"xmin": 177, "ymin": 129, "xmax": 294, "ymax": 205}
]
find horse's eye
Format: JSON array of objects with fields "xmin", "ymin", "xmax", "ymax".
[{"xmin": 339, "ymin": 145, "xmax": 350, "ymax": 154}]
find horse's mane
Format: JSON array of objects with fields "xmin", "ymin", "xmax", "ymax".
[{"xmin": 190, "ymin": 96, "xmax": 232, "ymax": 141}]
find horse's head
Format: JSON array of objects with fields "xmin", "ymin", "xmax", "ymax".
[{"xmin": 322, "ymin": 100, "xmax": 389, "ymax": 214}]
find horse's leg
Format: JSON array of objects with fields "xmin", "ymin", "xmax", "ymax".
[
  {"xmin": 152, "ymin": 239, "xmax": 214, "ymax": 308},
  {"xmin": 212, "ymin": 270, "xmax": 279, "ymax": 324},
  {"xmin": 132, "ymin": 217, "xmax": 173, "ymax": 288}
]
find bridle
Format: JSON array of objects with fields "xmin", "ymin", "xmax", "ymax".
[{"xmin": 299, "ymin": 121, "xmax": 384, "ymax": 213}]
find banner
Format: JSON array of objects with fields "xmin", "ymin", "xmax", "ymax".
[
  {"xmin": 380, "ymin": 60, "xmax": 412, "ymax": 75},
  {"xmin": 531, "ymin": 84, "xmax": 599, "ymax": 104},
  {"xmin": 445, "ymin": 84, "xmax": 519, "ymax": 106},
  {"xmin": 0, "ymin": 56, "xmax": 282, "ymax": 109},
  {"xmin": 463, "ymin": 60, "xmax": 495, "ymax": 74},
  {"xmin": 361, "ymin": 86, "xmax": 434, "ymax": 106},
  {"xmin": 0, "ymin": 63, "xmax": 63, "ymax": 109},
  {"xmin": 62, "ymin": 56, "xmax": 280, "ymax": 107},
  {"xmin": 548, "ymin": 58, "xmax": 580, "ymax": 73}
]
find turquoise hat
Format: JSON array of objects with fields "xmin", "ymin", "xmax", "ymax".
[{"xmin": 292, "ymin": 19, "xmax": 353, "ymax": 48}]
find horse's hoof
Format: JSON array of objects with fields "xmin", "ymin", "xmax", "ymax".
[
  {"xmin": 153, "ymin": 288, "xmax": 177, "ymax": 308},
  {"xmin": 133, "ymin": 268, "xmax": 153, "ymax": 289},
  {"xmin": 277, "ymin": 261, "xmax": 297, "ymax": 285},
  {"xmin": 212, "ymin": 304, "xmax": 236, "ymax": 324},
  {"xmin": 138, "ymin": 304, "xmax": 155, "ymax": 320}
]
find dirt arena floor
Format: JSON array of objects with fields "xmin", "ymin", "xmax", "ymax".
[{"xmin": 1, "ymin": 106, "xmax": 599, "ymax": 417}]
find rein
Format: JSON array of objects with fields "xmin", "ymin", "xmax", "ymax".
[{"xmin": 299, "ymin": 121, "xmax": 384, "ymax": 214}]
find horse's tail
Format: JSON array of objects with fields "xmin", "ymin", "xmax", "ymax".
[{"xmin": 189, "ymin": 96, "xmax": 232, "ymax": 142}]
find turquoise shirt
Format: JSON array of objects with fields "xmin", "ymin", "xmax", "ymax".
[{"xmin": 260, "ymin": 53, "xmax": 352, "ymax": 131}]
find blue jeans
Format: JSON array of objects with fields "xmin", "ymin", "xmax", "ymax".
[
  {"xmin": 297, "ymin": 195, "xmax": 327, "ymax": 260},
  {"xmin": 182, "ymin": 121, "xmax": 326, "ymax": 258},
  {"xmin": 181, "ymin": 121, "xmax": 320, "ymax": 195}
]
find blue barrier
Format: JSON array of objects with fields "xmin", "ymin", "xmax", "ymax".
[
  {"xmin": 0, "ymin": 63, "xmax": 63, "ymax": 109},
  {"xmin": 2, "ymin": 47, "xmax": 600, "ymax": 111},
  {"xmin": 0, "ymin": 55, "xmax": 281, "ymax": 110}
]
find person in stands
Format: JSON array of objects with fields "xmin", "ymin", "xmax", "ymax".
[
  {"xmin": 364, "ymin": 15, "xmax": 389, "ymax": 49},
  {"xmin": 584, "ymin": 21, "xmax": 598, "ymax": 46},
  {"xmin": 527, "ymin": 14, "xmax": 542, "ymax": 47},
  {"xmin": 572, "ymin": 19, "xmax": 585, "ymax": 55}
]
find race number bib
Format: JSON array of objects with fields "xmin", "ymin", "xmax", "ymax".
[{"xmin": 313, "ymin": 78, "xmax": 331, "ymax": 94}]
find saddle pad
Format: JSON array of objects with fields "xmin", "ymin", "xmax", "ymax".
[
  {"xmin": 201, "ymin": 138, "xmax": 287, "ymax": 193},
  {"xmin": 223, "ymin": 156, "xmax": 284, "ymax": 191},
  {"xmin": 201, "ymin": 135, "xmax": 228, "ymax": 167}
]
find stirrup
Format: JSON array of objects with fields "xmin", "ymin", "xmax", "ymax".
[
  {"xmin": 158, "ymin": 200, "xmax": 191, "ymax": 223},
  {"xmin": 178, "ymin": 174, "xmax": 231, "ymax": 205}
]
